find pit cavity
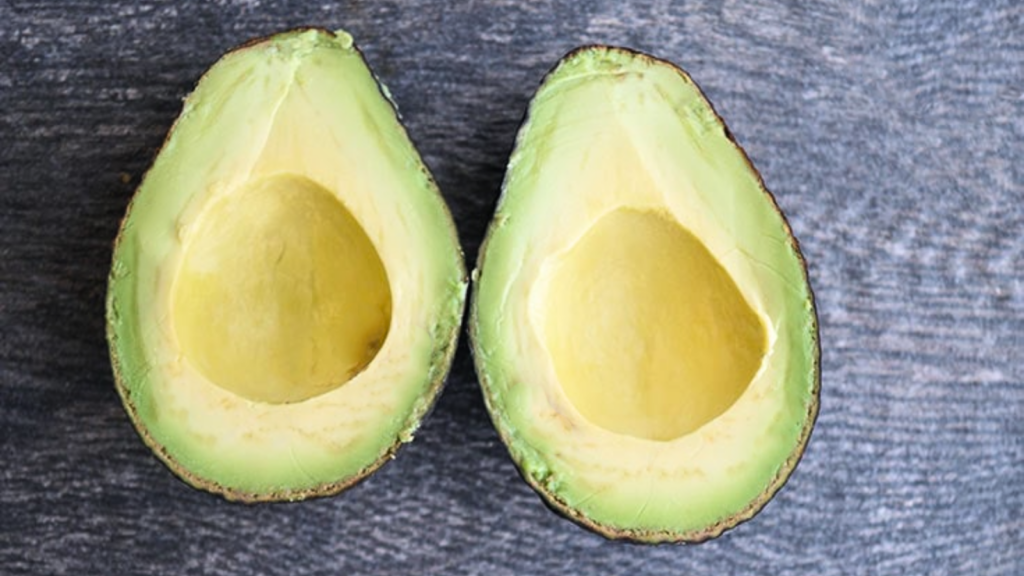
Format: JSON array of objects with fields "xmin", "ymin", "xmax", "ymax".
[
  {"xmin": 172, "ymin": 173, "xmax": 391, "ymax": 404},
  {"xmin": 542, "ymin": 208, "xmax": 766, "ymax": 441}
]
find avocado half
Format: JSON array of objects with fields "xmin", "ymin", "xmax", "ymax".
[
  {"xmin": 470, "ymin": 46, "xmax": 820, "ymax": 542},
  {"xmin": 107, "ymin": 28, "xmax": 467, "ymax": 501}
]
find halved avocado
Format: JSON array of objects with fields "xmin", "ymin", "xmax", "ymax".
[
  {"xmin": 107, "ymin": 28, "xmax": 467, "ymax": 501},
  {"xmin": 470, "ymin": 46, "xmax": 819, "ymax": 542}
]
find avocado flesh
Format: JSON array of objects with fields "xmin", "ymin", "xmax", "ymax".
[
  {"xmin": 542, "ymin": 207, "xmax": 767, "ymax": 442},
  {"xmin": 172, "ymin": 173, "xmax": 392, "ymax": 404},
  {"xmin": 472, "ymin": 47, "xmax": 818, "ymax": 541},
  {"xmin": 107, "ymin": 29, "xmax": 466, "ymax": 500}
]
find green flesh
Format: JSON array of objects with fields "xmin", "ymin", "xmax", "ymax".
[
  {"xmin": 107, "ymin": 28, "xmax": 466, "ymax": 500},
  {"xmin": 471, "ymin": 47, "xmax": 819, "ymax": 541}
]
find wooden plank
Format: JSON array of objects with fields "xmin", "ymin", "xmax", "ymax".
[{"xmin": 1, "ymin": 1, "xmax": 1021, "ymax": 573}]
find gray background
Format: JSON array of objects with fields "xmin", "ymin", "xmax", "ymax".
[{"xmin": 2, "ymin": 1, "xmax": 1022, "ymax": 574}]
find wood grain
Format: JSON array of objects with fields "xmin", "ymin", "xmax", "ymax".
[{"xmin": 1, "ymin": 1, "xmax": 1022, "ymax": 574}]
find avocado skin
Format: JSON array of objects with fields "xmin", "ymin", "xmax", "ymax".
[
  {"xmin": 469, "ymin": 44, "xmax": 820, "ymax": 543},
  {"xmin": 107, "ymin": 28, "xmax": 467, "ymax": 502}
]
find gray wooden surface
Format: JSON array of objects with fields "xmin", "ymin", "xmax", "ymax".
[{"xmin": 2, "ymin": 1, "xmax": 1022, "ymax": 574}]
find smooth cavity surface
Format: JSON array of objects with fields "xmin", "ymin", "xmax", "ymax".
[
  {"xmin": 172, "ymin": 173, "xmax": 391, "ymax": 404},
  {"xmin": 543, "ymin": 208, "xmax": 767, "ymax": 441}
]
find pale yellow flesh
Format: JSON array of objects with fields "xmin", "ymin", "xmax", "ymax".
[
  {"xmin": 172, "ymin": 173, "xmax": 392, "ymax": 405},
  {"xmin": 543, "ymin": 208, "xmax": 766, "ymax": 442}
]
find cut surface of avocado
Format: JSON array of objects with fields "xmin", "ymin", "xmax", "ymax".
[
  {"xmin": 543, "ymin": 207, "xmax": 767, "ymax": 442},
  {"xmin": 471, "ymin": 46, "xmax": 819, "ymax": 542},
  {"xmin": 172, "ymin": 173, "xmax": 393, "ymax": 405},
  {"xmin": 107, "ymin": 28, "xmax": 466, "ymax": 500}
]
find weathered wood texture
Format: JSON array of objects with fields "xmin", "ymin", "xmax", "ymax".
[{"xmin": 1, "ymin": 1, "xmax": 1022, "ymax": 574}]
